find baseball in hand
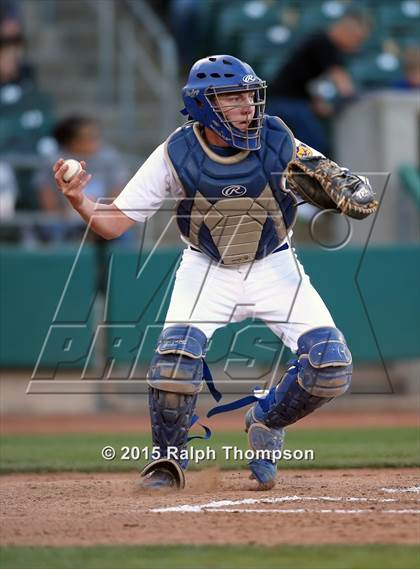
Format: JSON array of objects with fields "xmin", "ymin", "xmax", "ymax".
[{"xmin": 62, "ymin": 159, "xmax": 82, "ymax": 182}]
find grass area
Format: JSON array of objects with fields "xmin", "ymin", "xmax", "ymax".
[
  {"xmin": 1, "ymin": 544, "xmax": 419, "ymax": 569},
  {"xmin": 0, "ymin": 427, "xmax": 418, "ymax": 473}
]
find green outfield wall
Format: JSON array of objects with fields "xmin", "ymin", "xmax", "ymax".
[{"xmin": 1, "ymin": 244, "xmax": 419, "ymax": 368}]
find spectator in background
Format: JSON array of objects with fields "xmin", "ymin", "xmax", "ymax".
[
  {"xmin": 0, "ymin": 160, "xmax": 19, "ymax": 242},
  {"xmin": 0, "ymin": 2, "xmax": 53, "ymax": 211},
  {"xmin": 168, "ymin": 0, "xmax": 200, "ymax": 68},
  {"xmin": 35, "ymin": 116, "xmax": 130, "ymax": 241},
  {"xmin": 0, "ymin": 2, "xmax": 34, "ymax": 89},
  {"xmin": 0, "ymin": 0, "xmax": 20, "ymax": 21},
  {"xmin": 268, "ymin": 9, "xmax": 371, "ymax": 155},
  {"xmin": 393, "ymin": 46, "xmax": 420, "ymax": 90},
  {"xmin": 0, "ymin": 160, "xmax": 17, "ymax": 219}
]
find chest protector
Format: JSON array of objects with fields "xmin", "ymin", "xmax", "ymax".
[{"xmin": 165, "ymin": 115, "xmax": 297, "ymax": 265}]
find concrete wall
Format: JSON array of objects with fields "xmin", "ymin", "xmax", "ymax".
[{"xmin": 334, "ymin": 91, "xmax": 420, "ymax": 245}]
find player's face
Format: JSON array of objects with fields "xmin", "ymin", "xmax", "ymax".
[
  {"xmin": 214, "ymin": 91, "xmax": 256, "ymax": 131},
  {"xmin": 69, "ymin": 124, "xmax": 102, "ymax": 156}
]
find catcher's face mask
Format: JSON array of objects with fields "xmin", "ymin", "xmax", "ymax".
[{"xmin": 206, "ymin": 85, "xmax": 266, "ymax": 149}]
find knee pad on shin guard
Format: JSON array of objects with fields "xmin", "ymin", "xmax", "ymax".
[
  {"xmin": 297, "ymin": 326, "xmax": 352, "ymax": 397},
  {"xmin": 147, "ymin": 326, "xmax": 208, "ymax": 465},
  {"xmin": 147, "ymin": 325, "xmax": 207, "ymax": 394},
  {"xmin": 253, "ymin": 327, "xmax": 352, "ymax": 429}
]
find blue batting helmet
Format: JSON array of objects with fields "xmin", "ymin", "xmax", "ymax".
[{"xmin": 181, "ymin": 55, "xmax": 266, "ymax": 151}]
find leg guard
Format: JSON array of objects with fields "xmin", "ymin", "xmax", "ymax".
[
  {"xmin": 147, "ymin": 325, "xmax": 207, "ymax": 394},
  {"xmin": 244, "ymin": 327, "xmax": 351, "ymax": 488},
  {"xmin": 252, "ymin": 327, "xmax": 352, "ymax": 429},
  {"xmin": 146, "ymin": 325, "xmax": 207, "ymax": 471}
]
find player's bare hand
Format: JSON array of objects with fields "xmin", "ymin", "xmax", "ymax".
[{"xmin": 53, "ymin": 158, "xmax": 92, "ymax": 209}]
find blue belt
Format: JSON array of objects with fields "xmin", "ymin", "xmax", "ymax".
[
  {"xmin": 190, "ymin": 242, "xmax": 289, "ymax": 255},
  {"xmin": 270, "ymin": 242, "xmax": 289, "ymax": 254}
]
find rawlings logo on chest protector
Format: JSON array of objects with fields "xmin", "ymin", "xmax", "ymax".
[{"xmin": 221, "ymin": 185, "xmax": 247, "ymax": 197}]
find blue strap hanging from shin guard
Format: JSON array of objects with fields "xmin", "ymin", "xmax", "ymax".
[
  {"xmin": 203, "ymin": 360, "xmax": 259, "ymax": 417},
  {"xmin": 207, "ymin": 393, "xmax": 260, "ymax": 418},
  {"xmin": 203, "ymin": 360, "xmax": 222, "ymax": 402},
  {"xmin": 186, "ymin": 360, "xmax": 220, "ymax": 442},
  {"xmin": 206, "ymin": 384, "xmax": 276, "ymax": 418},
  {"xmin": 187, "ymin": 413, "xmax": 212, "ymax": 442},
  {"xmin": 187, "ymin": 360, "xmax": 273, "ymax": 437}
]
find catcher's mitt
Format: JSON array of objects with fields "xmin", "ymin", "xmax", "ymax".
[{"xmin": 286, "ymin": 157, "xmax": 378, "ymax": 219}]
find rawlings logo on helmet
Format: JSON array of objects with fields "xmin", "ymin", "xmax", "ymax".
[
  {"xmin": 242, "ymin": 74, "xmax": 256, "ymax": 83},
  {"xmin": 186, "ymin": 88, "xmax": 200, "ymax": 97},
  {"xmin": 222, "ymin": 185, "xmax": 247, "ymax": 197}
]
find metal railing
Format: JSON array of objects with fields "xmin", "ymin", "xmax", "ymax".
[
  {"xmin": 120, "ymin": 0, "xmax": 180, "ymax": 140},
  {"xmin": 22, "ymin": 0, "xmax": 179, "ymax": 146},
  {"xmin": 90, "ymin": 0, "xmax": 179, "ymax": 140}
]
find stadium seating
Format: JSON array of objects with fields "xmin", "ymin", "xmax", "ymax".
[
  {"xmin": 214, "ymin": 1, "xmax": 284, "ymax": 56},
  {"xmin": 298, "ymin": 1, "xmax": 348, "ymax": 32},
  {"xmin": 0, "ymin": 87, "xmax": 54, "ymax": 154},
  {"xmin": 193, "ymin": 0, "xmax": 419, "ymax": 88},
  {"xmin": 0, "ymin": 86, "xmax": 55, "ymax": 209},
  {"xmin": 348, "ymin": 52, "xmax": 402, "ymax": 88}
]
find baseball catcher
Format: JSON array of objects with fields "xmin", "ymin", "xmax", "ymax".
[{"xmin": 53, "ymin": 54, "xmax": 377, "ymax": 491}]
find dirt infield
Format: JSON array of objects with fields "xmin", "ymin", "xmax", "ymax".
[{"xmin": 1, "ymin": 469, "xmax": 419, "ymax": 546}]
